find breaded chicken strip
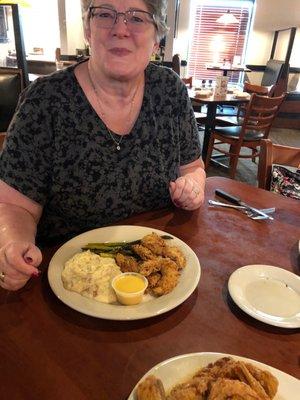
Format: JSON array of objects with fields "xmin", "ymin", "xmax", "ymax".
[
  {"xmin": 141, "ymin": 232, "xmax": 166, "ymax": 256},
  {"xmin": 163, "ymin": 245, "xmax": 186, "ymax": 269},
  {"xmin": 132, "ymin": 244, "xmax": 156, "ymax": 260},
  {"xmin": 208, "ymin": 378, "xmax": 263, "ymax": 400},
  {"xmin": 115, "ymin": 253, "xmax": 140, "ymax": 273},
  {"xmin": 139, "ymin": 258, "xmax": 167, "ymax": 276},
  {"xmin": 152, "ymin": 260, "xmax": 179, "ymax": 296},
  {"xmin": 147, "ymin": 272, "xmax": 161, "ymax": 288},
  {"xmin": 245, "ymin": 363, "xmax": 278, "ymax": 399},
  {"xmin": 136, "ymin": 375, "xmax": 166, "ymax": 400},
  {"xmin": 168, "ymin": 375, "xmax": 210, "ymax": 400}
]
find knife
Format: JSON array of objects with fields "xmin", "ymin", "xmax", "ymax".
[{"xmin": 215, "ymin": 189, "xmax": 274, "ymax": 221}]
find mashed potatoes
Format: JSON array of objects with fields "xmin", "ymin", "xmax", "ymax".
[{"xmin": 61, "ymin": 250, "xmax": 121, "ymax": 303}]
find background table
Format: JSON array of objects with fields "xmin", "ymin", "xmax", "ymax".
[
  {"xmin": 190, "ymin": 91, "xmax": 250, "ymax": 161},
  {"xmin": 0, "ymin": 177, "xmax": 299, "ymax": 400},
  {"xmin": 206, "ymin": 65, "xmax": 251, "ymax": 76}
]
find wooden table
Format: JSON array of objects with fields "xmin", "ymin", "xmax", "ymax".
[
  {"xmin": 1, "ymin": 177, "xmax": 299, "ymax": 400},
  {"xmin": 190, "ymin": 91, "xmax": 250, "ymax": 161},
  {"xmin": 206, "ymin": 64, "xmax": 251, "ymax": 76}
]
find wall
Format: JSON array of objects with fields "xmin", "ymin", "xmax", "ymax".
[{"xmin": 60, "ymin": 0, "xmax": 85, "ymax": 55}]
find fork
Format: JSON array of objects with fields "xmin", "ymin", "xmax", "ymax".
[{"xmin": 208, "ymin": 200, "xmax": 275, "ymax": 219}]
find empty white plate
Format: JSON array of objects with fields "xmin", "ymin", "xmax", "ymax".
[{"xmin": 228, "ymin": 265, "xmax": 300, "ymax": 328}]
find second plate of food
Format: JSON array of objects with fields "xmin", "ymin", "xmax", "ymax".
[
  {"xmin": 128, "ymin": 352, "xmax": 300, "ymax": 399},
  {"xmin": 48, "ymin": 225, "xmax": 201, "ymax": 320}
]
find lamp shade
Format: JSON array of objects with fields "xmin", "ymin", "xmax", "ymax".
[{"xmin": 216, "ymin": 10, "xmax": 239, "ymax": 24}]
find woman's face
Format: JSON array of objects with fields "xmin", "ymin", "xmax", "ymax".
[{"xmin": 86, "ymin": 0, "xmax": 159, "ymax": 81}]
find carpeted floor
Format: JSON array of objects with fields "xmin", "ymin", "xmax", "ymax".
[{"xmin": 203, "ymin": 128, "xmax": 300, "ymax": 186}]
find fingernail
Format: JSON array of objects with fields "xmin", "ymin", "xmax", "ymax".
[
  {"xmin": 31, "ymin": 271, "xmax": 40, "ymax": 278},
  {"xmin": 25, "ymin": 256, "xmax": 33, "ymax": 263}
]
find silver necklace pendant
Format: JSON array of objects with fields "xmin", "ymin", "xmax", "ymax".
[{"xmin": 116, "ymin": 145, "xmax": 121, "ymax": 151}]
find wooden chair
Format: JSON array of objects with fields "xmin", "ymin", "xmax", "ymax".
[
  {"xmin": 0, "ymin": 132, "xmax": 6, "ymax": 150},
  {"xmin": 215, "ymin": 82, "xmax": 272, "ymax": 126},
  {"xmin": 205, "ymin": 93, "xmax": 286, "ymax": 179},
  {"xmin": 172, "ymin": 54, "xmax": 181, "ymax": 75},
  {"xmin": 258, "ymin": 139, "xmax": 300, "ymax": 190},
  {"xmin": 0, "ymin": 67, "xmax": 24, "ymax": 134},
  {"xmin": 182, "ymin": 76, "xmax": 193, "ymax": 88}
]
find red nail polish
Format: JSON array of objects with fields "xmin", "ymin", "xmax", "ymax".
[{"xmin": 31, "ymin": 271, "xmax": 40, "ymax": 278}]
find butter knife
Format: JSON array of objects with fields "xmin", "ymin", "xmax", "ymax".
[{"xmin": 215, "ymin": 189, "xmax": 274, "ymax": 221}]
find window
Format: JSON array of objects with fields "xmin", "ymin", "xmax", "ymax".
[{"xmin": 188, "ymin": 0, "xmax": 254, "ymax": 83}]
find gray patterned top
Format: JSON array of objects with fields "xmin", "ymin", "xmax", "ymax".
[{"xmin": 0, "ymin": 61, "xmax": 201, "ymax": 245}]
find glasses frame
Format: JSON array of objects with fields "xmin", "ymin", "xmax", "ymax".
[{"xmin": 88, "ymin": 6, "xmax": 157, "ymax": 31}]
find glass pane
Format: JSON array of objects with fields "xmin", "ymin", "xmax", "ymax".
[{"xmin": 0, "ymin": 5, "xmax": 17, "ymax": 67}]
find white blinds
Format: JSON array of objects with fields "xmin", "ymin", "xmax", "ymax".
[{"xmin": 188, "ymin": 3, "xmax": 253, "ymax": 82}]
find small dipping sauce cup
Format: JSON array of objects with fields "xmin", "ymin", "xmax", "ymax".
[{"xmin": 112, "ymin": 272, "xmax": 148, "ymax": 306}]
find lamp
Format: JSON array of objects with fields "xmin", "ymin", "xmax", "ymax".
[{"xmin": 216, "ymin": 10, "xmax": 239, "ymax": 24}]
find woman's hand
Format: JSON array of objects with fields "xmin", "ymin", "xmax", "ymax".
[
  {"xmin": 169, "ymin": 159, "xmax": 206, "ymax": 210},
  {"xmin": 0, "ymin": 241, "xmax": 42, "ymax": 291}
]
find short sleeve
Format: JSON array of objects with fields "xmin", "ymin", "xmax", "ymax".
[{"xmin": 0, "ymin": 81, "xmax": 53, "ymax": 205}]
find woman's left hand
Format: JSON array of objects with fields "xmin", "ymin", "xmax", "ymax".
[
  {"xmin": 169, "ymin": 174, "xmax": 204, "ymax": 210},
  {"xmin": 169, "ymin": 159, "xmax": 206, "ymax": 210}
]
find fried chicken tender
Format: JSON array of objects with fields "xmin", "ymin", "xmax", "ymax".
[
  {"xmin": 167, "ymin": 376, "xmax": 210, "ymax": 400},
  {"xmin": 208, "ymin": 378, "xmax": 263, "ymax": 400},
  {"xmin": 141, "ymin": 233, "xmax": 167, "ymax": 255},
  {"xmin": 115, "ymin": 253, "xmax": 139, "ymax": 273},
  {"xmin": 132, "ymin": 244, "xmax": 156, "ymax": 260},
  {"xmin": 163, "ymin": 246, "xmax": 186, "ymax": 269},
  {"xmin": 245, "ymin": 363, "xmax": 278, "ymax": 399},
  {"xmin": 147, "ymin": 272, "xmax": 162, "ymax": 288},
  {"xmin": 167, "ymin": 385, "xmax": 199, "ymax": 400},
  {"xmin": 136, "ymin": 375, "xmax": 166, "ymax": 400},
  {"xmin": 237, "ymin": 363, "xmax": 270, "ymax": 400},
  {"xmin": 151, "ymin": 260, "xmax": 180, "ymax": 296}
]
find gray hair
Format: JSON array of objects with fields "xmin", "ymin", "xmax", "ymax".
[{"xmin": 81, "ymin": 0, "xmax": 169, "ymax": 40}]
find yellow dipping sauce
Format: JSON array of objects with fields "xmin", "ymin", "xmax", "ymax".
[
  {"xmin": 112, "ymin": 273, "xmax": 148, "ymax": 306},
  {"xmin": 114, "ymin": 275, "xmax": 146, "ymax": 293}
]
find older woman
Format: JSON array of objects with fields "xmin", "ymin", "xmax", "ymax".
[{"xmin": 0, "ymin": 0, "xmax": 205, "ymax": 291}]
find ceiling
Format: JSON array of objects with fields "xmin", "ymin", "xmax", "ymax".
[{"xmin": 253, "ymin": 0, "xmax": 300, "ymax": 31}]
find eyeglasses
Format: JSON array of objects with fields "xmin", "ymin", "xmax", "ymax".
[{"xmin": 89, "ymin": 6, "xmax": 157, "ymax": 33}]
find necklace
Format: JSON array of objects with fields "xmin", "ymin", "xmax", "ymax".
[{"xmin": 87, "ymin": 63, "xmax": 141, "ymax": 151}]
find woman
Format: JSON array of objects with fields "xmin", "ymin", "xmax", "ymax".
[{"xmin": 0, "ymin": 0, "xmax": 205, "ymax": 291}]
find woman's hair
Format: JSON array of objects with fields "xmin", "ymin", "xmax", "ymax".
[{"xmin": 81, "ymin": 0, "xmax": 169, "ymax": 40}]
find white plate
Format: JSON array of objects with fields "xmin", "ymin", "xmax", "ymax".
[
  {"xmin": 233, "ymin": 92, "xmax": 250, "ymax": 99},
  {"xmin": 128, "ymin": 352, "xmax": 300, "ymax": 399},
  {"xmin": 228, "ymin": 265, "xmax": 300, "ymax": 328},
  {"xmin": 48, "ymin": 225, "xmax": 201, "ymax": 320}
]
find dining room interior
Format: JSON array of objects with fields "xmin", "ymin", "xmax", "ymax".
[
  {"xmin": 0, "ymin": 0, "xmax": 299, "ymax": 186},
  {"xmin": 0, "ymin": 1, "xmax": 300, "ymax": 399}
]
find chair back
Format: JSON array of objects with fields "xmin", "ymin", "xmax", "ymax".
[
  {"xmin": 261, "ymin": 59, "xmax": 289, "ymax": 96},
  {"xmin": 172, "ymin": 54, "xmax": 180, "ymax": 75},
  {"xmin": 258, "ymin": 139, "xmax": 300, "ymax": 190},
  {"xmin": 239, "ymin": 93, "xmax": 286, "ymax": 143},
  {"xmin": 243, "ymin": 81, "xmax": 270, "ymax": 96},
  {"xmin": 182, "ymin": 76, "xmax": 193, "ymax": 88},
  {"xmin": 0, "ymin": 132, "xmax": 6, "ymax": 150},
  {"xmin": 0, "ymin": 67, "xmax": 24, "ymax": 132}
]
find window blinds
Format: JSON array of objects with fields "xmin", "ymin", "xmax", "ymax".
[{"xmin": 188, "ymin": 3, "xmax": 253, "ymax": 83}]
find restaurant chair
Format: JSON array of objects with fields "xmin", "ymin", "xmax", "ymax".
[
  {"xmin": 172, "ymin": 54, "xmax": 181, "ymax": 75},
  {"xmin": 0, "ymin": 132, "xmax": 6, "ymax": 150},
  {"xmin": 205, "ymin": 93, "xmax": 286, "ymax": 179},
  {"xmin": 258, "ymin": 139, "xmax": 300, "ymax": 190},
  {"xmin": 0, "ymin": 67, "xmax": 24, "ymax": 134},
  {"xmin": 182, "ymin": 76, "xmax": 193, "ymax": 88},
  {"xmin": 215, "ymin": 82, "xmax": 272, "ymax": 127}
]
